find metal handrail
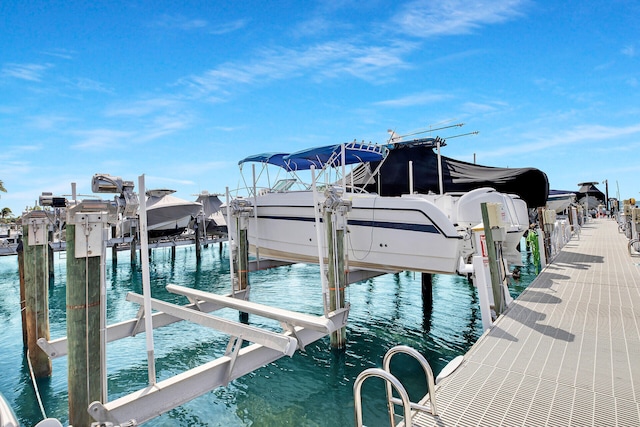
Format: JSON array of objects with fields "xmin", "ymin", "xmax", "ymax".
[
  {"xmin": 353, "ymin": 368, "xmax": 413, "ymax": 427},
  {"xmin": 383, "ymin": 345, "xmax": 438, "ymax": 416}
]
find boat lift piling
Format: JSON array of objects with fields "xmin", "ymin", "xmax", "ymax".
[
  {"xmin": 22, "ymin": 211, "xmax": 52, "ymax": 378},
  {"xmin": 17, "ymin": 239, "xmax": 27, "ymax": 347},
  {"xmin": 65, "ymin": 205, "xmax": 109, "ymax": 427},
  {"xmin": 228, "ymin": 195, "xmax": 253, "ymax": 322},
  {"xmin": 480, "ymin": 202, "xmax": 505, "ymax": 317},
  {"xmin": 323, "ymin": 187, "xmax": 351, "ymax": 349}
]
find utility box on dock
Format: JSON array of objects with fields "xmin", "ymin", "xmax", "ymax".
[
  {"xmin": 25, "ymin": 211, "xmax": 48, "ymax": 246},
  {"xmin": 73, "ymin": 212, "xmax": 108, "ymax": 258}
]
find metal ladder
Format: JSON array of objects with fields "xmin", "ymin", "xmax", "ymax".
[{"xmin": 354, "ymin": 345, "xmax": 438, "ymax": 427}]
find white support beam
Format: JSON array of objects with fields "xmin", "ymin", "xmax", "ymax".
[
  {"xmin": 37, "ymin": 289, "xmax": 249, "ymax": 358},
  {"xmin": 167, "ymin": 284, "xmax": 338, "ymax": 334},
  {"xmin": 88, "ymin": 308, "xmax": 349, "ymax": 426},
  {"xmin": 126, "ymin": 293, "xmax": 297, "ymax": 356}
]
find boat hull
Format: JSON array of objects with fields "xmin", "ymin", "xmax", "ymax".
[{"xmin": 234, "ymin": 191, "xmax": 465, "ymax": 274}]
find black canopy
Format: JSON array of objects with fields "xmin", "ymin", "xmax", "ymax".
[{"xmin": 360, "ymin": 143, "xmax": 549, "ymax": 208}]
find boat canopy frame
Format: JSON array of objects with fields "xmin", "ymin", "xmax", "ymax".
[{"xmin": 236, "ymin": 141, "xmax": 388, "ymax": 197}]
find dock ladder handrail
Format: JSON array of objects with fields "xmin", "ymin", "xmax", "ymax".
[
  {"xmin": 353, "ymin": 345, "xmax": 438, "ymax": 426},
  {"xmin": 353, "ymin": 368, "xmax": 413, "ymax": 427}
]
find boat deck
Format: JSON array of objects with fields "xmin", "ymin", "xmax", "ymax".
[{"xmin": 408, "ymin": 218, "xmax": 640, "ymax": 426}]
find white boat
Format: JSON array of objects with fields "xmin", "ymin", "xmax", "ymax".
[
  {"xmin": 240, "ymin": 189, "xmax": 468, "ymax": 274},
  {"xmin": 227, "ymin": 142, "xmax": 474, "ymax": 274},
  {"xmin": 411, "ymin": 187, "xmax": 529, "ymax": 266},
  {"xmin": 546, "ymin": 191, "xmax": 576, "ymax": 213},
  {"xmin": 144, "ymin": 189, "xmax": 202, "ymax": 238},
  {"xmin": 194, "ymin": 191, "xmax": 227, "ymax": 235},
  {"xmin": 0, "ymin": 225, "xmax": 21, "ymax": 256}
]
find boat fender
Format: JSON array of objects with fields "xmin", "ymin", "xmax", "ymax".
[
  {"xmin": 34, "ymin": 419, "xmax": 64, "ymax": 427},
  {"xmin": 435, "ymin": 355, "xmax": 464, "ymax": 384}
]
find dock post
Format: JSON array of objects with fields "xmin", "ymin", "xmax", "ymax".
[
  {"xmin": 229, "ymin": 198, "xmax": 253, "ymax": 322},
  {"xmin": 237, "ymin": 214, "xmax": 250, "ymax": 322},
  {"xmin": 66, "ymin": 208, "xmax": 108, "ymax": 427},
  {"xmin": 111, "ymin": 225, "xmax": 118, "ymax": 265},
  {"xmin": 22, "ymin": 211, "xmax": 52, "ymax": 377},
  {"xmin": 480, "ymin": 203, "xmax": 504, "ymax": 317},
  {"xmin": 47, "ymin": 227, "xmax": 54, "ymax": 282},
  {"xmin": 324, "ymin": 188, "xmax": 350, "ymax": 350},
  {"xmin": 421, "ymin": 273, "xmax": 433, "ymax": 330},
  {"xmin": 130, "ymin": 224, "xmax": 138, "ymax": 265},
  {"xmin": 194, "ymin": 217, "xmax": 202, "ymax": 261},
  {"xmin": 17, "ymin": 239, "xmax": 27, "ymax": 347}
]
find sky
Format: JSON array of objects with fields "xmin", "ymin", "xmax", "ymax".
[{"xmin": 1, "ymin": 0, "xmax": 639, "ymax": 215}]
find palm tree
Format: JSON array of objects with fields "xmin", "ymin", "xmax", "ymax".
[
  {"xmin": 0, "ymin": 179, "xmax": 5, "ymax": 193},
  {"xmin": 1, "ymin": 207, "xmax": 12, "ymax": 220}
]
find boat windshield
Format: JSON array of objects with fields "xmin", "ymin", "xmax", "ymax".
[{"xmin": 271, "ymin": 179, "xmax": 298, "ymax": 192}]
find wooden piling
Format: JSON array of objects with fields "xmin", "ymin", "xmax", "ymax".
[
  {"xmin": 66, "ymin": 222, "xmax": 102, "ymax": 427},
  {"xmin": 47, "ymin": 229, "xmax": 54, "ymax": 282},
  {"xmin": 22, "ymin": 219, "xmax": 52, "ymax": 377},
  {"xmin": 17, "ymin": 239, "xmax": 27, "ymax": 347}
]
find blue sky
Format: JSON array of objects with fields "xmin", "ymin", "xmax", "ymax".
[{"xmin": 1, "ymin": 0, "xmax": 638, "ymax": 215}]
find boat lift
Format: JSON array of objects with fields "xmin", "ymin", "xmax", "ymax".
[{"xmin": 35, "ymin": 174, "xmax": 351, "ymax": 426}]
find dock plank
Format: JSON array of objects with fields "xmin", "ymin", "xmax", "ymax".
[{"xmin": 407, "ymin": 219, "xmax": 640, "ymax": 426}]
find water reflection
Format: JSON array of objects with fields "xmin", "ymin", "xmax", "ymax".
[{"xmin": 0, "ymin": 242, "xmax": 536, "ymax": 427}]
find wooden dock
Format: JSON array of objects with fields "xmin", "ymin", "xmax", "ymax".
[{"xmin": 409, "ymin": 218, "xmax": 640, "ymax": 426}]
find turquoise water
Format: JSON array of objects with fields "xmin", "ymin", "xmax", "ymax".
[{"xmin": 0, "ymin": 243, "xmax": 536, "ymax": 426}]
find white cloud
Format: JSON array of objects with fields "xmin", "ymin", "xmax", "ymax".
[
  {"xmin": 1, "ymin": 63, "xmax": 53, "ymax": 82},
  {"xmin": 488, "ymin": 123, "xmax": 640, "ymax": 158},
  {"xmin": 210, "ymin": 19, "xmax": 248, "ymax": 35},
  {"xmin": 71, "ymin": 129, "xmax": 135, "ymax": 150},
  {"xmin": 105, "ymin": 97, "xmax": 182, "ymax": 117},
  {"xmin": 392, "ymin": 0, "xmax": 528, "ymax": 37},
  {"xmin": 375, "ymin": 91, "xmax": 453, "ymax": 107},
  {"xmin": 622, "ymin": 45, "xmax": 636, "ymax": 57},
  {"xmin": 179, "ymin": 41, "xmax": 412, "ymax": 96},
  {"xmin": 152, "ymin": 14, "xmax": 208, "ymax": 30}
]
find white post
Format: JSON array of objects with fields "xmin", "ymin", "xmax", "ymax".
[
  {"xmin": 226, "ymin": 187, "xmax": 236, "ymax": 295},
  {"xmin": 473, "ymin": 255, "xmax": 493, "ymax": 331},
  {"xmin": 138, "ymin": 174, "xmax": 156, "ymax": 385},
  {"xmin": 252, "ymin": 164, "xmax": 260, "ymax": 265},
  {"xmin": 537, "ymin": 229, "xmax": 547, "ymax": 269},
  {"xmin": 311, "ymin": 166, "xmax": 329, "ymax": 314},
  {"xmin": 437, "ymin": 139, "xmax": 443, "ymax": 195}
]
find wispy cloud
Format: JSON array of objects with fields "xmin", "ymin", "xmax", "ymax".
[
  {"xmin": 488, "ymin": 123, "xmax": 640, "ymax": 158},
  {"xmin": 622, "ymin": 44, "xmax": 636, "ymax": 57},
  {"xmin": 461, "ymin": 101, "xmax": 502, "ymax": 114},
  {"xmin": 1, "ymin": 63, "xmax": 53, "ymax": 82},
  {"xmin": 105, "ymin": 97, "xmax": 182, "ymax": 117},
  {"xmin": 71, "ymin": 77, "xmax": 112, "ymax": 93},
  {"xmin": 152, "ymin": 14, "xmax": 208, "ymax": 30},
  {"xmin": 135, "ymin": 116, "xmax": 190, "ymax": 143},
  {"xmin": 375, "ymin": 91, "xmax": 454, "ymax": 107},
  {"xmin": 39, "ymin": 48, "xmax": 75, "ymax": 60},
  {"xmin": 71, "ymin": 129, "xmax": 135, "ymax": 150},
  {"xmin": 29, "ymin": 115, "xmax": 74, "ymax": 130},
  {"xmin": 179, "ymin": 41, "xmax": 413, "ymax": 97},
  {"xmin": 210, "ymin": 19, "xmax": 248, "ymax": 35},
  {"xmin": 392, "ymin": 0, "xmax": 528, "ymax": 37}
]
